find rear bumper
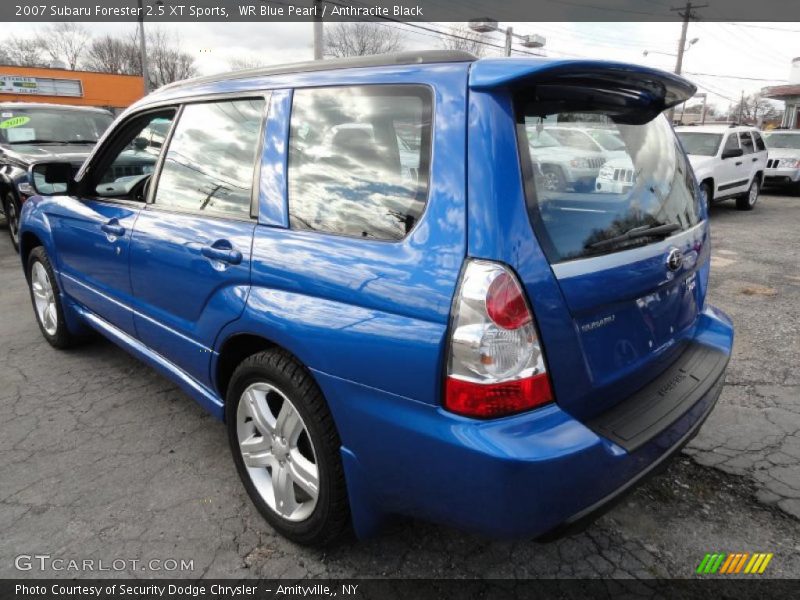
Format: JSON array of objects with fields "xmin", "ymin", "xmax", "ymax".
[{"xmin": 317, "ymin": 306, "xmax": 733, "ymax": 539}]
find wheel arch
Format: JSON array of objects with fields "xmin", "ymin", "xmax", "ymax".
[
  {"xmin": 19, "ymin": 231, "xmax": 44, "ymax": 278},
  {"xmin": 700, "ymin": 177, "xmax": 714, "ymax": 201},
  {"xmin": 214, "ymin": 332, "xmax": 279, "ymax": 404}
]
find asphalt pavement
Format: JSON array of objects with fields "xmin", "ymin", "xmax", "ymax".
[{"xmin": 1, "ymin": 192, "xmax": 798, "ymax": 579}]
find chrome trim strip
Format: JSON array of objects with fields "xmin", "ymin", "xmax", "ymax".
[
  {"xmin": 551, "ymin": 221, "xmax": 706, "ymax": 280},
  {"xmin": 71, "ymin": 303, "xmax": 224, "ymax": 418},
  {"xmin": 61, "ymin": 272, "xmax": 210, "ymax": 352}
]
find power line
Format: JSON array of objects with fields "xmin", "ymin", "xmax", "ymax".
[{"xmin": 684, "ymin": 72, "xmax": 788, "ymax": 82}]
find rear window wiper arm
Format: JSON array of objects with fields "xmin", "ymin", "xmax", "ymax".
[{"xmin": 587, "ymin": 223, "xmax": 681, "ymax": 250}]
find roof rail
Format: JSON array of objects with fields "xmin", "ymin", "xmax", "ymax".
[{"xmin": 157, "ymin": 50, "xmax": 477, "ymax": 93}]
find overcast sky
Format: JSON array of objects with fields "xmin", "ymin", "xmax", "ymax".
[{"xmin": 10, "ymin": 21, "xmax": 799, "ymax": 112}]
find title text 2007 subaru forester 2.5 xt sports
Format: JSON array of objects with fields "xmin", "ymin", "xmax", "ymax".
[{"xmin": 19, "ymin": 51, "xmax": 733, "ymax": 545}]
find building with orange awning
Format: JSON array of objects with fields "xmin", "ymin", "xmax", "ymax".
[{"xmin": 0, "ymin": 65, "xmax": 144, "ymax": 113}]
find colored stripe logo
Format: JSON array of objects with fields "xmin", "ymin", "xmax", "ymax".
[{"xmin": 696, "ymin": 552, "xmax": 773, "ymax": 574}]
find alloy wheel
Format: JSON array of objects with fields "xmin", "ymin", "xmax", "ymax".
[
  {"xmin": 7, "ymin": 198, "xmax": 19, "ymax": 245},
  {"xmin": 748, "ymin": 181, "xmax": 758, "ymax": 206},
  {"xmin": 542, "ymin": 171, "xmax": 561, "ymax": 192},
  {"xmin": 31, "ymin": 261, "xmax": 58, "ymax": 336},
  {"xmin": 236, "ymin": 382, "xmax": 319, "ymax": 522}
]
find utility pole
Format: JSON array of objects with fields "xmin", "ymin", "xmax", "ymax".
[
  {"xmin": 504, "ymin": 26, "xmax": 513, "ymax": 57},
  {"xmin": 738, "ymin": 90, "xmax": 745, "ymax": 123},
  {"xmin": 696, "ymin": 92, "xmax": 708, "ymax": 124},
  {"xmin": 668, "ymin": 1, "xmax": 707, "ymax": 122},
  {"xmin": 137, "ymin": 0, "xmax": 150, "ymax": 94},
  {"xmin": 313, "ymin": 0, "xmax": 323, "ymax": 60}
]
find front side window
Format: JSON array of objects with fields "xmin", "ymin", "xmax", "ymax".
[
  {"xmin": 739, "ymin": 131, "xmax": 755, "ymax": 154},
  {"xmin": 154, "ymin": 98, "xmax": 265, "ymax": 218},
  {"xmin": 0, "ymin": 107, "xmax": 112, "ymax": 145},
  {"xmin": 92, "ymin": 110, "xmax": 176, "ymax": 201},
  {"xmin": 722, "ymin": 134, "xmax": 740, "ymax": 153},
  {"xmin": 518, "ymin": 98, "xmax": 700, "ymax": 263},
  {"xmin": 675, "ymin": 132, "xmax": 722, "ymax": 157},
  {"xmin": 287, "ymin": 85, "xmax": 432, "ymax": 241},
  {"xmin": 753, "ymin": 131, "xmax": 766, "ymax": 151}
]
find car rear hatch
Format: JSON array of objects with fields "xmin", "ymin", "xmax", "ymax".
[{"xmin": 469, "ymin": 60, "xmax": 710, "ymax": 423}]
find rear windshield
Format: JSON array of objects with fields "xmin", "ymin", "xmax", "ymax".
[
  {"xmin": 764, "ymin": 133, "xmax": 800, "ymax": 149},
  {"xmin": 675, "ymin": 132, "xmax": 723, "ymax": 157},
  {"xmin": 0, "ymin": 108, "xmax": 112, "ymax": 144},
  {"xmin": 517, "ymin": 102, "xmax": 701, "ymax": 264}
]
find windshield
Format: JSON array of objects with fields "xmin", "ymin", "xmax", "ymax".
[
  {"xmin": 518, "ymin": 108, "xmax": 700, "ymax": 263},
  {"xmin": 0, "ymin": 108, "xmax": 112, "ymax": 144},
  {"xmin": 764, "ymin": 133, "xmax": 800, "ymax": 149},
  {"xmin": 675, "ymin": 132, "xmax": 723, "ymax": 157},
  {"xmin": 526, "ymin": 128, "xmax": 562, "ymax": 148},
  {"xmin": 546, "ymin": 128, "xmax": 600, "ymax": 152},
  {"xmin": 590, "ymin": 130, "xmax": 626, "ymax": 151}
]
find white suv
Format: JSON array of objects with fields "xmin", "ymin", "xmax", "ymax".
[{"xmin": 675, "ymin": 125, "xmax": 768, "ymax": 211}]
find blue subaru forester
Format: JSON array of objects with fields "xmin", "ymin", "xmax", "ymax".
[{"xmin": 19, "ymin": 51, "xmax": 733, "ymax": 545}]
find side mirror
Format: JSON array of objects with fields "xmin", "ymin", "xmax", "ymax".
[
  {"xmin": 133, "ymin": 136, "xmax": 149, "ymax": 151},
  {"xmin": 28, "ymin": 162, "xmax": 74, "ymax": 196},
  {"xmin": 721, "ymin": 147, "xmax": 743, "ymax": 159}
]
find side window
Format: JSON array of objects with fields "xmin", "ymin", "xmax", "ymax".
[
  {"xmin": 92, "ymin": 110, "xmax": 176, "ymax": 201},
  {"xmin": 153, "ymin": 98, "xmax": 265, "ymax": 218},
  {"xmin": 287, "ymin": 85, "xmax": 432, "ymax": 241},
  {"xmin": 752, "ymin": 131, "xmax": 766, "ymax": 152},
  {"xmin": 722, "ymin": 134, "xmax": 739, "ymax": 154},
  {"xmin": 739, "ymin": 131, "xmax": 755, "ymax": 154}
]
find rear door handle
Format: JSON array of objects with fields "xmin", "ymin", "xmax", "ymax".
[
  {"xmin": 201, "ymin": 244, "xmax": 242, "ymax": 265},
  {"xmin": 735, "ymin": 161, "xmax": 743, "ymax": 166},
  {"xmin": 752, "ymin": 157, "xmax": 758, "ymax": 162},
  {"xmin": 101, "ymin": 220, "xmax": 125, "ymax": 237}
]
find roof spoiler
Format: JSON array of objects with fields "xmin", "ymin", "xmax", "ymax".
[{"xmin": 469, "ymin": 58, "xmax": 696, "ymax": 114}]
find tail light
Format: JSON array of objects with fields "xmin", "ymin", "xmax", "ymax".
[{"xmin": 445, "ymin": 260, "xmax": 553, "ymax": 418}]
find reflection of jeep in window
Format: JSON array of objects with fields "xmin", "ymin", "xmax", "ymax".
[{"xmin": 526, "ymin": 127, "xmax": 606, "ymax": 192}]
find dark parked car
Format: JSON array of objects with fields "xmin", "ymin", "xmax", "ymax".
[
  {"xmin": 19, "ymin": 51, "xmax": 733, "ymax": 546},
  {"xmin": 0, "ymin": 103, "xmax": 114, "ymax": 250}
]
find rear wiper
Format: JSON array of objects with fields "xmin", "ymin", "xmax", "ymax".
[
  {"xmin": 587, "ymin": 223, "xmax": 681, "ymax": 250},
  {"xmin": 7, "ymin": 139, "xmax": 61, "ymax": 144},
  {"xmin": 7, "ymin": 139, "xmax": 98, "ymax": 145}
]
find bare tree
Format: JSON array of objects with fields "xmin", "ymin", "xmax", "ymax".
[
  {"xmin": 37, "ymin": 23, "xmax": 90, "ymax": 69},
  {"xmin": 228, "ymin": 56, "xmax": 265, "ymax": 71},
  {"xmin": 139, "ymin": 29, "xmax": 198, "ymax": 89},
  {"xmin": 731, "ymin": 93, "xmax": 780, "ymax": 123},
  {"xmin": 82, "ymin": 33, "xmax": 140, "ymax": 75},
  {"xmin": 1, "ymin": 36, "xmax": 46, "ymax": 67},
  {"xmin": 439, "ymin": 24, "xmax": 486, "ymax": 58},
  {"xmin": 323, "ymin": 22, "xmax": 403, "ymax": 58}
]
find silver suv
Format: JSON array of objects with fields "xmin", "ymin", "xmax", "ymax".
[
  {"xmin": 675, "ymin": 124, "xmax": 768, "ymax": 211},
  {"xmin": 763, "ymin": 130, "xmax": 800, "ymax": 194}
]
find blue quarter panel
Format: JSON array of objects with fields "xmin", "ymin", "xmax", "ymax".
[{"xmin": 217, "ymin": 62, "xmax": 470, "ymax": 404}]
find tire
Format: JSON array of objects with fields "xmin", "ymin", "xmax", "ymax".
[
  {"xmin": 540, "ymin": 165, "xmax": 567, "ymax": 192},
  {"xmin": 736, "ymin": 178, "xmax": 759, "ymax": 211},
  {"xmin": 3, "ymin": 191, "xmax": 20, "ymax": 252},
  {"xmin": 700, "ymin": 181, "xmax": 713, "ymax": 212},
  {"xmin": 226, "ymin": 349, "xmax": 350, "ymax": 546},
  {"xmin": 26, "ymin": 246, "xmax": 76, "ymax": 348}
]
